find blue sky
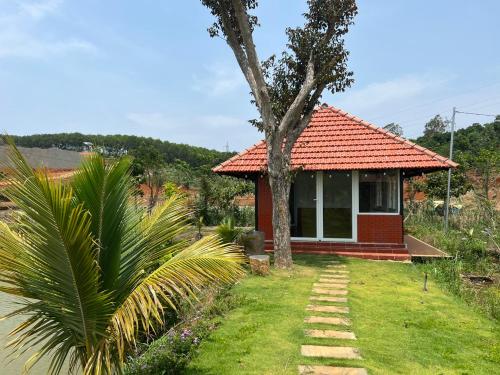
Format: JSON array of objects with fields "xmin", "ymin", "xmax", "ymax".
[{"xmin": 0, "ymin": 0, "xmax": 499, "ymax": 151}]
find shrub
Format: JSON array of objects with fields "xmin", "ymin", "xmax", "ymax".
[
  {"xmin": 125, "ymin": 288, "xmax": 245, "ymax": 375},
  {"xmin": 407, "ymin": 196, "xmax": 499, "ymax": 320},
  {"xmin": 216, "ymin": 217, "xmax": 243, "ymax": 244}
]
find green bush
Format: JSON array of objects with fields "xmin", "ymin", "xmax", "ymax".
[
  {"xmin": 215, "ymin": 217, "xmax": 243, "ymax": 244},
  {"xmin": 125, "ymin": 288, "xmax": 245, "ymax": 374},
  {"xmin": 407, "ymin": 197, "xmax": 499, "ymax": 320}
]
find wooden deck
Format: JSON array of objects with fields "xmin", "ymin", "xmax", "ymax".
[{"xmin": 405, "ymin": 235, "xmax": 450, "ymax": 259}]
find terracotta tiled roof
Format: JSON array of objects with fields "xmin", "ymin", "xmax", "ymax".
[{"xmin": 213, "ymin": 105, "xmax": 458, "ymax": 174}]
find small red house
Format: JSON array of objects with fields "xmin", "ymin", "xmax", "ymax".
[{"xmin": 213, "ymin": 105, "xmax": 456, "ymax": 260}]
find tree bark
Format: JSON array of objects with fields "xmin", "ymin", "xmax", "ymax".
[{"xmin": 267, "ymin": 139, "xmax": 293, "ymax": 269}]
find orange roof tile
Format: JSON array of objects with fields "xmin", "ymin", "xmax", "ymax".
[{"xmin": 213, "ymin": 105, "xmax": 457, "ymax": 174}]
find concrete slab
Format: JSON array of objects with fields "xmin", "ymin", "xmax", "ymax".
[
  {"xmin": 304, "ymin": 316, "xmax": 351, "ymax": 325},
  {"xmin": 307, "ymin": 305, "xmax": 349, "ymax": 314},
  {"xmin": 312, "ymin": 288, "xmax": 348, "ymax": 295},
  {"xmin": 320, "ymin": 274, "xmax": 349, "ymax": 279},
  {"xmin": 301, "ymin": 345, "xmax": 362, "ymax": 359},
  {"xmin": 310, "ymin": 296, "xmax": 348, "ymax": 303},
  {"xmin": 304, "ymin": 329, "xmax": 356, "ymax": 340},
  {"xmin": 298, "ymin": 365, "xmax": 368, "ymax": 375},
  {"xmin": 319, "ymin": 278, "xmax": 349, "ymax": 284},
  {"xmin": 313, "ymin": 283, "xmax": 348, "ymax": 289}
]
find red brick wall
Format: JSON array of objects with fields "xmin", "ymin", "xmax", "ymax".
[
  {"xmin": 257, "ymin": 176, "xmax": 274, "ymax": 240},
  {"xmin": 357, "ymin": 215, "xmax": 404, "ymax": 244},
  {"xmin": 258, "ymin": 177, "xmax": 404, "ymax": 244}
]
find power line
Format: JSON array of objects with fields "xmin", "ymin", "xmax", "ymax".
[
  {"xmin": 443, "ymin": 106, "xmax": 496, "ymax": 231},
  {"xmin": 455, "ymin": 110, "xmax": 497, "ymax": 117}
]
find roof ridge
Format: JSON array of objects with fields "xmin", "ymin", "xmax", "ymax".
[
  {"xmin": 212, "ymin": 140, "xmax": 266, "ymax": 172},
  {"xmin": 325, "ymin": 105, "xmax": 457, "ymax": 168}
]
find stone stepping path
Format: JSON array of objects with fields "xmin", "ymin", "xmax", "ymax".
[
  {"xmin": 301, "ymin": 345, "xmax": 362, "ymax": 359},
  {"xmin": 310, "ymin": 296, "xmax": 348, "ymax": 303},
  {"xmin": 313, "ymin": 282, "xmax": 348, "ymax": 289},
  {"xmin": 304, "ymin": 329, "xmax": 356, "ymax": 340},
  {"xmin": 304, "ymin": 316, "xmax": 351, "ymax": 326},
  {"xmin": 307, "ymin": 305, "xmax": 349, "ymax": 314},
  {"xmin": 299, "ymin": 261, "xmax": 367, "ymax": 374},
  {"xmin": 319, "ymin": 278, "xmax": 349, "ymax": 283},
  {"xmin": 324, "ymin": 269, "xmax": 349, "ymax": 274},
  {"xmin": 320, "ymin": 273, "xmax": 349, "ymax": 280},
  {"xmin": 312, "ymin": 288, "xmax": 348, "ymax": 295},
  {"xmin": 298, "ymin": 365, "xmax": 368, "ymax": 375}
]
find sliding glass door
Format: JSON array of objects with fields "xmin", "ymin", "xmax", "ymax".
[
  {"xmin": 290, "ymin": 172, "xmax": 317, "ymax": 238},
  {"xmin": 323, "ymin": 171, "xmax": 352, "ymax": 239}
]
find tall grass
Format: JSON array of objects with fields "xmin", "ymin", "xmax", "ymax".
[{"xmin": 406, "ymin": 194, "xmax": 499, "ymax": 320}]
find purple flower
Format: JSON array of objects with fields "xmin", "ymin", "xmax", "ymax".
[{"xmin": 180, "ymin": 328, "xmax": 192, "ymax": 340}]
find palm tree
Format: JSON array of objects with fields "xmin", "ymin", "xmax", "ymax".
[{"xmin": 0, "ymin": 142, "xmax": 245, "ymax": 374}]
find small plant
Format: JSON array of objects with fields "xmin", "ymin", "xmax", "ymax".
[
  {"xmin": 164, "ymin": 181, "xmax": 183, "ymax": 198},
  {"xmin": 216, "ymin": 217, "xmax": 243, "ymax": 244},
  {"xmin": 195, "ymin": 216, "xmax": 204, "ymax": 240},
  {"xmin": 125, "ymin": 287, "xmax": 245, "ymax": 375}
]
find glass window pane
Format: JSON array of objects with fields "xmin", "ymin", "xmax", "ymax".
[
  {"xmin": 290, "ymin": 172, "xmax": 317, "ymax": 237},
  {"xmin": 359, "ymin": 170, "xmax": 399, "ymax": 213},
  {"xmin": 323, "ymin": 172, "xmax": 352, "ymax": 238}
]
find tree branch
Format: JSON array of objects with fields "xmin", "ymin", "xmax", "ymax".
[
  {"xmin": 219, "ymin": 12, "xmax": 259, "ymax": 96},
  {"xmin": 278, "ymin": 53, "xmax": 316, "ymax": 137},
  {"xmin": 283, "ymin": 82, "xmax": 326, "ymax": 156},
  {"xmin": 231, "ymin": 0, "xmax": 276, "ymax": 129}
]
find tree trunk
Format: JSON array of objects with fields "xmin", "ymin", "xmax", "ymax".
[
  {"xmin": 267, "ymin": 142, "xmax": 293, "ymax": 269},
  {"xmin": 269, "ymin": 171, "xmax": 292, "ymax": 269}
]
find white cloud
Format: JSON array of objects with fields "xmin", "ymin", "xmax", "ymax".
[
  {"xmin": 126, "ymin": 112, "xmax": 246, "ymax": 131},
  {"xmin": 335, "ymin": 75, "xmax": 449, "ymax": 112},
  {"xmin": 0, "ymin": 30, "xmax": 96, "ymax": 58},
  {"xmin": 191, "ymin": 63, "xmax": 245, "ymax": 96},
  {"xmin": 0, "ymin": 0, "xmax": 97, "ymax": 59},
  {"xmin": 125, "ymin": 111, "xmax": 260, "ymax": 150},
  {"xmin": 19, "ymin": 0, "xmax": 63, "ymax": 19}
]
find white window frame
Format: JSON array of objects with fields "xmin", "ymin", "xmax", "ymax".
[
  {"xmin": 357, "ymin": 169, "xmax": 401, "ymax": 216},
  {"xmin": 291, "ymin": 170, "xmax": 359, "ymax": 243}
]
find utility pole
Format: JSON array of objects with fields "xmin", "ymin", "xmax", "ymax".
[{"xmin": 444, "ymin": 107, "xmax": 456, "ymax": 231}]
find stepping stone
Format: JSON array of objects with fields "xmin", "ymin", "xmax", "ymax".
[
  {"xmin": 313, "ymin": 288, "xmax": 348, "ymax": 295},
  {"xmin": 298, "ymin": 365, "xmax": 368, "ymax": 375},
  {"xmin": 301, "ymin": 345, "xmax": 362, "ymax": 359},
  {"xmin": 319, "ymin": 278, "xmax": 349, "ymax": 284},
  {"xmin": 307, "ymin": 305, "xmax": 349, "ymax": 314},
  {"xmin": 304, "ymin": 329, "xmax": 356, "ymax": 340},
  {"xmin": 319, "ymin": 275, "xmax": 349, "ymax": 281},
  {"xmin": 324, "ymin": 270, "xmax": 349, "ymax": 274},
  {"xmin": 310, "ymin": 296, "xmax": 348, "ymax": 303},
  {"xmin": 314, "ymin": 282, "xmax": 348, "ymax": 289},
  {"xmin": 327, "ymin": 264, "xmax": 347, "ymax": 268},
  {"xmin": 304, "ymin": 316, "xmax": 351, "ymax": 325}
]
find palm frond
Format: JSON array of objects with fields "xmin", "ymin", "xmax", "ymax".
[
  {"xmin": 0, "ymin": 141, "xmax": 112, "ymax": 373},
  {"xmin": 72, "ymin": 154, "xmax": 132, "ymax": 291},
  {"xmin": 116, "ymin": 195, "xmax": 192, "ymax": 301},
  {"xmin": 111, "ymin": 235, "xmax": 245, "ymax": 353}
]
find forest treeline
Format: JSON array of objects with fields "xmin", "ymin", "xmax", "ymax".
[{"xmin": 10, "ymin": 133, "xmax": 234, "ymax": 168}]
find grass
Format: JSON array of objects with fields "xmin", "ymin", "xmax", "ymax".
[{"xmin": 186, "ymin": 255, "xmax": 500, "ymax": 374}]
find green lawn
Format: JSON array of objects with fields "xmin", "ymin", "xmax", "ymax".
[{"xmin": 186, "ymin": 255, "xmax": 500, "ymax": 374}]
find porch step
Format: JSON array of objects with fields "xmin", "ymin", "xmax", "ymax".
[
  {"xmin": 298, "ymin": 365, "xmax": 368, "ymax": 375},
  {"xmin": 287, "ymin": 249, "xmax": 411, "ymax": 261}
]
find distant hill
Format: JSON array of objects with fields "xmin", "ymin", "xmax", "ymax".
[
  {"xmin": 10, "ymin": 133, "xmax": 234, "ymax": 168},
  {"xmin": 412, "ymin": 119, "xmax": 500, "ymax": 158},
  {"xmin": 0, "ymin": 146, "xmax": 82, "ymax": 170}
]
